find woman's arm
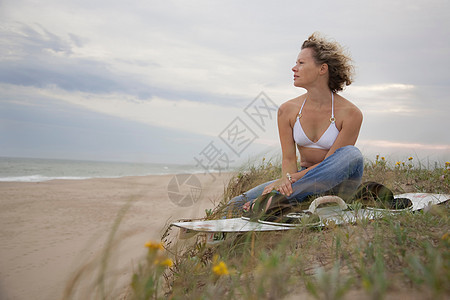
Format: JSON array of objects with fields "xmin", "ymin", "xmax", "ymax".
[
  {"xmin": 278, "ymin": 102, "xmax": 299, "ymax": 175},
  {"xmin": 325, "ymin": 104, "xmax": 363, "ymax": 159},
  {"xmin": 262, "ymin": 101, "xmax": 298, "ymax": 196}
]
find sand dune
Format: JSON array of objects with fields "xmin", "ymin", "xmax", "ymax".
[{"xmin": 0, "ymin": 172, "xmax": 234, "ymax": 299}]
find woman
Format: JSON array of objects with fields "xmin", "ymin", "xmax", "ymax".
[{"xmin": 231, "ymin": 33, "xmax": 364, "ymax": 214}]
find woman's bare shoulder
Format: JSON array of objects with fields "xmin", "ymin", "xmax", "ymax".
[
  {"xmin": 335, "ymin": 94, "xmax": 362, "ymax": 118},
  {"xmin": 335, "ymin": 95, "xmax": 363, "ymax": 122},
  {"xmin": 278, "ymin": 94, "xmax": 305, "ymax": 117}
]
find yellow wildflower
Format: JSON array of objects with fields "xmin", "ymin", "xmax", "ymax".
[
  {"xmin": 162, "ymin": 258, "xmax": 174, "ymax": 267},
  {"xmin": 362, "ymin": 278, "xmax": 371, "ymax": 290},
  {"xmin": 408, "ymin": 157, "xmax": 413, "ymax": 161},
  {"xmin": 376, "ymin": 154, "xmax": 379, "ymax": 160},
  {"xmin": 155, "ymin": 258, "xmax": 173, "ymax": 267},
  {"xmin": 212, "ymin": 261, "xmax": 229, "ymax": 276},
  {"xmin": 163, "ymin": 258, "xmax": 174, "ymax": 267},
  {"xmin": 445, "ymin": 162, "xmax": 450, "ymax": 167},
  {"xmin": 145, "ymin": 241, "xmax": 164, "ymax": 251},
  {"xmin": 381, "ymin": 157, "xmax": 385, "ymax": 161},
  {"xmin": 395, "ymin": 161, "xmax": 401, "ymax": 166}
]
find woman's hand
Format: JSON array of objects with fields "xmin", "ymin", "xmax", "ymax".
[
  {"xmin": 262, "ymin": 180, "xmax": 279, "ymax": 195},
  {"xmin": 276, "ymin": 176, "xmax": 296, "ymax": 196},
  {"xmin": 262, "ymin": 176, "xmax": 296, "ymax": 196}
]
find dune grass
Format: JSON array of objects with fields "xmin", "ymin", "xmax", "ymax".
[
  {"xmin": 63, "ymin": 156, "xmax": 449, "ymax": 299},
  {"xmin": 126, "ymin": 156, "xmax": 449, "ymax": 300}
]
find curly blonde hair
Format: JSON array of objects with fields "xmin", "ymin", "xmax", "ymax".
[{"xmin": 301, "ymin": 33, "xmax": 354, "ymax": 92}]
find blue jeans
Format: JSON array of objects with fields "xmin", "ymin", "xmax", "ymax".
[{"xmin": 228, "ymin": 145, "xmax": 364, "ymax": 210}]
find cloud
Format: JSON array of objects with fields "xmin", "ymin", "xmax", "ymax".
[
  {"xmin": 0, "ymin": 22, "xmax": 287, "ymax": 108},
  {"xmin": 0, "ymin": 83, "xmax": 279, "ymax": 140},
  {"xmin": 357, "ymin": 139, "xmax": 450, "ymax": 166},
  {"xmin": 343, "ymin": 83, "xmax": 449, "ymax": 118},
  {"xmin": 343, "ymin": 84, "xmax": 418, "ymax": 115},
  {"xmin": 3, "ymin": 0, "xmax": 449, "ymax": 102},
  {"xmin": 0, "ymin": 95, "xmax": 215, "ymax": 163},
  {"xmin": 0, "ymin": 24, "xmax": 127, "ymax": 91},
  {"xmin": 1, "ymin": 0, "xmax": 449, "ymax": 163},
  {"xmin": 359, "ymin": 140, "xmax": 449, "ymax": 151}
]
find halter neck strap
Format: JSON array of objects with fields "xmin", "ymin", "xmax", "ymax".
[
  {"xmin": 330, "ymin": 92, "xmax": 335, "ymax": 123},
  {"xmin": 297, "ymin": 92, "xmax": 335, "ymax": 123}
]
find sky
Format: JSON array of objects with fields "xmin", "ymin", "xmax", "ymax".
[{"xmin": 0, "ymin": 0, "xmax": 449, "ymax": 167}]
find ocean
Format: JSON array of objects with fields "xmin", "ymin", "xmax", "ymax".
[
  {"xmin": 0, "ymin": 157, "xmax": 208, "ymax": 182},
  {"xmin": 2, "ymin": 154, "xmax": 447, "ymax": 183}
]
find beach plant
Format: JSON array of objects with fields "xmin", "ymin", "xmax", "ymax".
[
  {"xmin": 130, "ymin": 241, "xmax": 173, "ymax": 299},
  {"xmin": 305, "ymin": 261, "xmax": 354, "ymax": 300},
  {"xmin": 148, "ymin": 207, "xmax": 448, "ymax": 299},
  {"xmin": 155, "ymin": 155, "xmax": 448, "ymax": 299},
  {"xmin": 64, "ymin": 155, "xmax": 449, "ymax": 299}
]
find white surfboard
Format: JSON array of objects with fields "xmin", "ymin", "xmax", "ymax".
[
  {"xmin": 171, "ymin": 193, "xmax": 449, "ymax": 236},
  {"xmin": 395, "ymin": 192, "xmax": 449, "ymax": 211}
]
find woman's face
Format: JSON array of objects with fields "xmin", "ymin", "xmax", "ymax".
[{"xmin": 292, "ymin": 48, "xmax": 321, "ymax": 88}]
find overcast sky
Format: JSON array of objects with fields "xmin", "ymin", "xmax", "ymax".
[{"xmin": 0, "ymin": 0, "xmax": 449, "ymax": 166}]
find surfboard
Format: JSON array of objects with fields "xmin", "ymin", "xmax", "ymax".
[{"xmin": 171, "ymin": 193, "xmax": 449, "ymax": 242}]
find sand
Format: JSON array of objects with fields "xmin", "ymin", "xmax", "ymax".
[{"xmin": 0, "ymin": 172, "xmax": 235, "ymax": 300}]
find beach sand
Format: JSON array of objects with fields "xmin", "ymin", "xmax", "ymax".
[{"xmin": 0, "ymin": 172, "xmax": 235, "ymax": 300}]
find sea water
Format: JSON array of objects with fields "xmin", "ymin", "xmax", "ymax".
[{"xmin": 0, "ymin": 157, "xmax": 205, "ymax": 182}]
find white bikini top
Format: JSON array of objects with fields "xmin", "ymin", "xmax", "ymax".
[{"xmin": 293, "ymin": 93, "xmax": 339, "ymax": 150}]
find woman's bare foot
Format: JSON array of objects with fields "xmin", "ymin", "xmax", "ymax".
[
  {"xmin": 242, "ymin": 195, "xmax": 274, "ymax": 213},
  {"xmin": 243, "ymin": 201, "xmax": 251, "ymax": 212}
]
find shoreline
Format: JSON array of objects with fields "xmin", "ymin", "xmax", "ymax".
[
  {"xmin": 0, "ymin": 156, "xmax": 234, "ymax": 183},
  {"xmin": 0, "ymin": 171, "xmax": 234, "ymax": 183},
  {"xmin": 0, "ymin": 172, "xmax": 235, "ymax": 300}
]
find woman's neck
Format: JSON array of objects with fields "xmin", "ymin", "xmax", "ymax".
[{"xmin": 305, "ymin": 87, "xmax": 333, "ymax": 105}]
